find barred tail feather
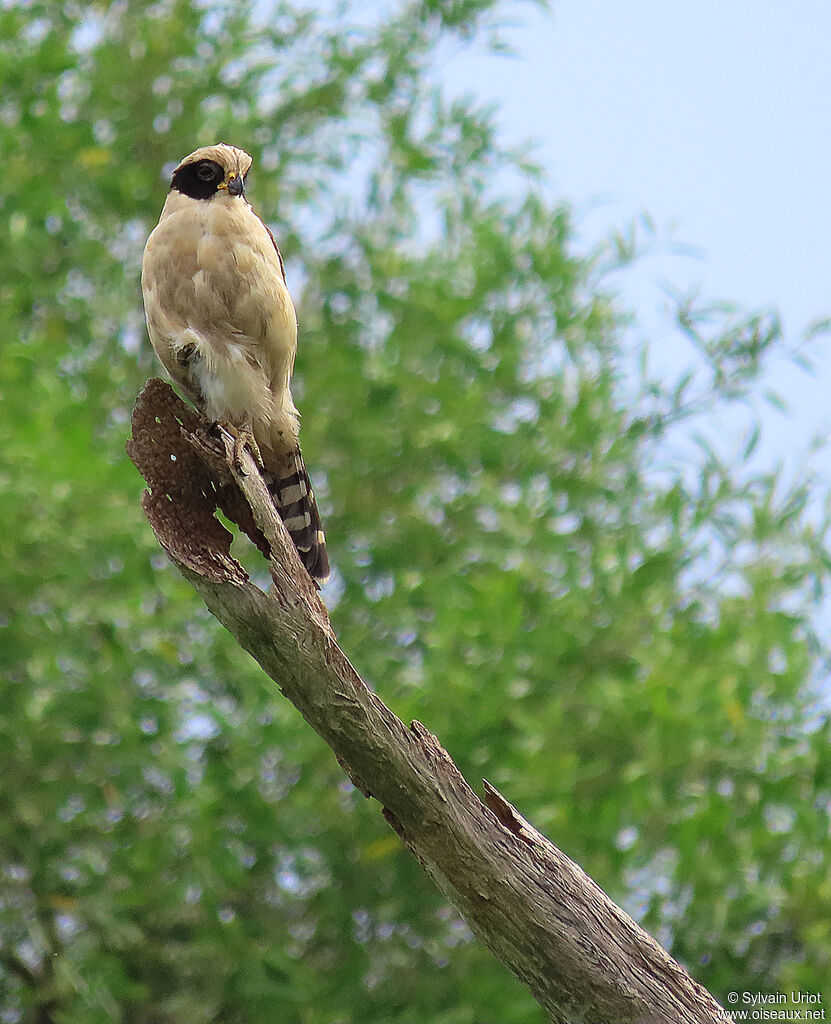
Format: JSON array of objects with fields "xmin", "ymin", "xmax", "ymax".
[{"xmin": 267, "ymin": 449, "xmax": 329, "ymax": 583}]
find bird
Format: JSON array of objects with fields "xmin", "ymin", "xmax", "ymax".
[{"xmin": 141, "ymin": 143, "xmax": 329, "ymax": 583}]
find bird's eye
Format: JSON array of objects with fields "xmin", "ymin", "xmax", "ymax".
[{"xmin": 196, "ymin": 162, "xmax": 217, "ymax": 181}]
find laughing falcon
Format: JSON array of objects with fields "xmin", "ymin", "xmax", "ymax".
[{"xmin": 141, "ymin": 143, "xmax": 329, "ymax": 582}]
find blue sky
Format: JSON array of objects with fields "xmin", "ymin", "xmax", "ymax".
[{"xmin": 440, "ymin": 1, "xmax": 831, "ymax": 461}]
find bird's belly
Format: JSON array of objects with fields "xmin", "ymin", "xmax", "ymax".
[
  {"xmin": 178, "ymin": 334, "xmax": 270, "ymax": 428},
  {"xmin": 191, "ymin": 351, "xmax": 245, "ymax": 422}
]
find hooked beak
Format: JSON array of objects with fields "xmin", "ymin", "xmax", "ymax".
[{"xmin": 227, "ymin": 171, "xmax": 244, "ymax": 197}]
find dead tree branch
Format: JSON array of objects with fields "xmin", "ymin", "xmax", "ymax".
[{"xmin": 127, "ymin": 378, "xmax": 733, "ymax": 1024}]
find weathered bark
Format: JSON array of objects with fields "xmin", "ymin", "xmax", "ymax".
[{"xmin": 127, "ymin": 379, "xmax": 734, "ymax": 1024}]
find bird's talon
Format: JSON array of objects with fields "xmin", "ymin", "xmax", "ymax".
[
  {"xmin": 230, "ymin": 427, "xmax": 264, "ymax": 474},
  {"xmin": 175, "ymin": 342, "xmax": 199, "ymax": 367}
]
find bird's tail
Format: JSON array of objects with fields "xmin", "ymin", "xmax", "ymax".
[{"xmin": 266, "ymin": 448, "xmax": 329, "ymax": 583}]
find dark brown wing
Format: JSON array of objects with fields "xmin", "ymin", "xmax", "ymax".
[{"xmin": 263, "ymin": 220, "xmax": 287, "ymax": 284}]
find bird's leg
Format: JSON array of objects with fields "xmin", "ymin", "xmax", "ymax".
[{"xmin": 224, "ymin": 422, "xmax": 265, "ymax": 474}]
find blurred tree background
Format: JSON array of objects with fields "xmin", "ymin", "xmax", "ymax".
[{"xmin": 2, "ymin": 0, "xmax": 830, "ymax": 1021}]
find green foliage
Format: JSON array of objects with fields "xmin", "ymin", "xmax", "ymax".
[{"xmin": 1, "ymin": 1, "xmax": 830, "ymax": 1020}]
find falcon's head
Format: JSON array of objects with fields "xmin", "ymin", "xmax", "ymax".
[{"xmin": 169, "ymin": 143, "xmax": 253, "ymax": 200}]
